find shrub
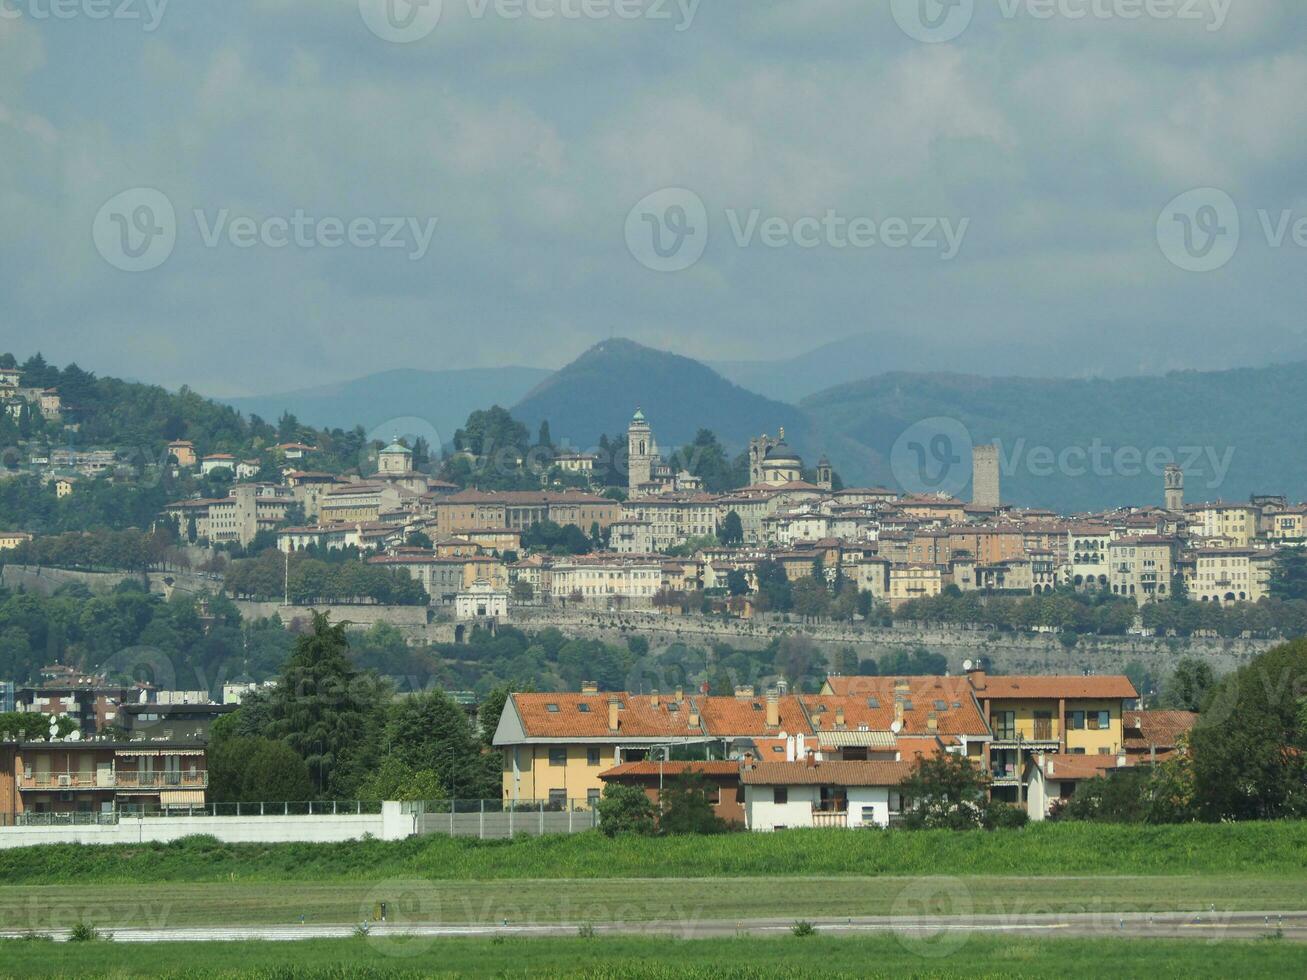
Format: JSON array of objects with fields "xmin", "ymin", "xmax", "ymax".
[
  {"xmin": 595, "ymin": 783, "xmax": 656, "ymax": 837},
  {"xmin": 983, "ymin": 803, "xmax": 1030, "ymax": 830},
  {"xmin": 791, "ymin": 920, "xmax": 817, "ymax": 937}
]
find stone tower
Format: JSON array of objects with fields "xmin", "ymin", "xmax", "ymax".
[
  {"xmin": 816, "ymin": 455, "xmax": 833, "ymax": 491},
  {"xmin": 1164, "ymin": 464, "xmax": 1184, "ymax": 512},
  {"xmin": 749, "ymin": 433, "xmax": 776, "ymax": 486},
  {"xmin": 627, "ymin": 409, "xmax": 656, "ymax": 495},
  {"xmin": 971, "ymin": 445, "xmax": 1000, "ymax": 508}
]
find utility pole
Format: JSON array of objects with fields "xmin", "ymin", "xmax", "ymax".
[{"xmin": 283, "ymin": 548, "xmax": 289, "ymax": 607}]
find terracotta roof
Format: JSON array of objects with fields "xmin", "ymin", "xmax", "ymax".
[
  {"xmin": 696, "ymin": 695, "xmax": 813, "ymax": 737},
  {"xmin": 801, "ymin": 681, "xmax": 987, "ymax": 738},
  {"xmin": 740, "ymin": 760, "xmax": 917, "ymax": 786},
  {"xmin": 599, "ymin": 761, "xmax": 739, "ymax": 780},
  {"xmin": 974, "ymin": 675, "xmax": 1138, "ymax": 700},
  {"xmin": 1123, "ymin": 709, "xmax": 1197, "ymax": 750},
  {"xmin": 1034, "ymin": 754, "xmax": 1127, "ymax": 780},
  {"xmin": 511, "ymin": 693, "xmax": 704, "ymax": 739}
]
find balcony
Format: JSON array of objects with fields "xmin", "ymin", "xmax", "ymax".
[
  {"xmin": 810, "ymin": 809, "xmax": 848, "ymax": 829},
  {"xmin": 19, "ymin": 771, "xmax": 208, "ymax": 792}
]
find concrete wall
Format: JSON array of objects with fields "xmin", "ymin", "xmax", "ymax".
[{"xmin": 1, "ymin": 565, "xmax": 147, "ymax": 596}]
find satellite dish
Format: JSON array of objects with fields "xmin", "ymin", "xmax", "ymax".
[
  {"xmin": 890, "ymin": 719, "xmax": 903, "ymax": 734},
  {"xmin": 48, "ymin": 718, "xmax": 59, "ymax": 737},
  {"xmin": 962, "ymin": 659, "xmax": 974, "ymax": 672},
  {"xmin": 66, "ymin": 731, "xmax": 80, "ymax": 742}
]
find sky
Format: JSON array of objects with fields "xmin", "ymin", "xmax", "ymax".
[{"xmin": 2, "ymin": 0, "xmax": 1306, "ymax": 397}]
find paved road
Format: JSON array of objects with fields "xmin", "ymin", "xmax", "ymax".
[{"xmin": 4, "ymin": 910, "xmax": 1305, "ymax": 943}]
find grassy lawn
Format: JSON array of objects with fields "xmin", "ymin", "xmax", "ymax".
[
  {"xmin": 3, "ymin": 821, "xmax": 1307, "ymax": 884},
  {"xmin": 3, "ymin": 875, "xmax": 1307, "ymax": 931},
  {"xmin": 2, "ymin": 933, "xmax": 1306, "ymax": 978}
]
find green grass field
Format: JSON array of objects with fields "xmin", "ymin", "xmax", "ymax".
[
  {"xmin": 2, "ymin": 934, "xmax": 1306, "ymax": 979},
  {"xmin": 4, "ymin": 821, "xmax": 1306, "ymax": 884}
]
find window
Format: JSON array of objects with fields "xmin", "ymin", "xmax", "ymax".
[
  {"xmin": 1098, "ymin": 747, "xmax": 1112, "ymax": 755},
  {"xmin": 587, "ymin": 747, "xmax": 601, "ymax": 766},
  {"xmin": 548, "ymin": 748, "xmax": 567, "ymax": 766},
  {"xmin": 1067, "ymin": 710, "xmax": 1085, "ymax": 730},
  {"xmin": 548, "ymin": 789, "xmax": 567, "ymax": 808},
  {"xmin": 991, "ymin": 710, "xmax": 1016, "ymax": 740},
  {"xmin": 545, "ymin": 703, "xmax": 560, "ymax": 713},
  {"xmin": 587, "ymin": 788, "xmax": 600, "ymax": 807},
  {"xmin": 933, "ymin": 700, "xmax": 947, "ymax": 711},
  {"xmin": 773, "ymin": 787, "xmax": 788, "ymax": 805},
  {"xmin": 577, "ymin": 703, "xmax": 590, "ymax": 713},
  {"xmin": 1088, "ymin": 710, "xmax": 1110, "ymax": 731}
]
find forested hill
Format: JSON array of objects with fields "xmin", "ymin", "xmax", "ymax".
[{"xmin": 802, "ymin": 361, "xmax": 1307, "ymax": 512}]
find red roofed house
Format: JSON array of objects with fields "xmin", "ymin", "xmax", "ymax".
[
  {"xmin": 1024, "ymin": 752, "xmax": 1132, "ymax": 821},
  {"xmin": 599, "ymin": 760, "xmax": 744, "ymax": 826}
]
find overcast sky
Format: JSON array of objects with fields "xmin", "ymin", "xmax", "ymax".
[{"xmin": 2, "ymin": 0, "xmax": 1306, "ymax": 397}]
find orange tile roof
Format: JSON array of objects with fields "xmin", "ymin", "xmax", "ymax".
[
  {"xmin": 1123, "ymin": 709, "xmax": 1197, "ymax": 750},
  {"xmin": 1035, "ymin": 754, "xmax": 1128, "ymax": 780},
  {"xmin": 810, "ymin": 678, "xmax": 987, "ymax": 737},
  {"xmin": 599, "ymin": 761, "xmax": 740, "ymax": 780},
  {"xmin": 974, "ymin": 675, "xmax": 1138, "ymax": 700},
  {"xmin": 511, "ymin": 693, "xmax": 703, "ymax": 739},
  {"xmin": 695, "ymin": 695, "xmax": 813, "ymax": 737},
  {"xmin": 740, "ymin": 760, "xmax": 917, "ymax": 786}
]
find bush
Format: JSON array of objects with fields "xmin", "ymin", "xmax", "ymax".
[
  {"xmin": 982, "ymin": 802, "xmax": 1030, "ymax": 830},
  {"xmin": 658, "ymin": 772, "xmax": 726, "ymax": 836},
  {"xmin": 595, "ymin": 783, "xmax": 656, "ymax": 837},
  {"xmin": 791, "ymin": 920, "xmax": 817, "ymax": 937},
  {"xmin": 68, "ymin": 922, "xmax": 108, "ymax": 942}
]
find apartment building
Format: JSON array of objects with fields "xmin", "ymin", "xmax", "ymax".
[
  {"xmin": 1187, "ymin": 502, "xmax": 1260, "ymax": 547},
  {"xmin": 1190, "ymin": 547, "xmax": 1275, "ymax": 604},
  {"xmin": 427, "ymin": 490, "xmax": 619, "ymax": 538},
  {"xmin": 1068, "ymin": 525, "xmax": 1112, "ymax": 590},
  {"xmin": 968, "ymin": 670, "xmax": 1137, "ymax": 803},
  {"xmin": 164, "ymin": 485, "xmax": 292, "ymax": 548},
  {"xmin": 621, "ymin": 494, "xmax": 718, "ymax": 551},
  {"xmin": 887, "ymin": 563, "xmax": 947, "ymax": 607},
  {"xmin": 548, "ymin": 556, "xmax": 665, "ymax": 607},
  {"xmin": 1108, "ymin": 535, "xmax": 1178, "ymax": 604}
]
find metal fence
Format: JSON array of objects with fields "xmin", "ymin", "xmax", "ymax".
[
  {"xmin": 404, "ymin": 799, "xmax": 600, "ymax": 839},
  {"xmin": 2, "ymin": 801, "xmax": 384, "ymax": 827}
]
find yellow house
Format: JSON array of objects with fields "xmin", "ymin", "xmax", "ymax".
[
  {"xmin": 0, "ymin": 531, "xmax": 32, "ymax": 551},
  {"xmin": 493, "ymin": 687, "xmax": 713, "ymax": 808},
  {"xmin": 888, "ymin": 563, "xmax": 946, "ymax": 608},
  {"xmin": 967, "ymin": 670, "xmax": 1137, "ymax": 803}
]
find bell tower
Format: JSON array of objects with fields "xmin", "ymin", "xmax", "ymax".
[
  {"xmin": 1164, "ymin": 464, "xmax": 1184, "ymax": 512},
  {"xmin": 627, "ymin": 409, "xmax": 655, "ymax": 495}
]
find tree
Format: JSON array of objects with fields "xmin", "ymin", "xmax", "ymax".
[
  {"xmin": 791, "ymin": 578, "xmax": 831, "ymax": 620},
  {"xmin": 263, "ymin": 613, "xmax": 388, "ymax": 798},
  {"xmin": 596, "ymin": 782, "xmax": 656, "ymax": 837},
  {"xmin": 536, "ymin": 420, "xmax": 553, "ymax": 449},
  {"xmin": 658, "ymin": 771, "xmax": 726, "ymax": 834},
  {"xmin": 208, "ymin": 736, "xmax": 312, "ymax": 804},
  {"xmin": 1159, "ymin": 657, "xmax": 1216, "ymax": 712},
  {"xmin": 453, "ymin": 406, "xmax": 530, "ymax": 458},
  {"xmin": 357, "ymin": 757, "xmax": 445, "ymax": 803},
  {"xmin": 752, "ymin": 559, "xmax": 792, "ymax": 613},
  {"xmin": 899, "ymin": 753, "xmax": 990, "ymax": 830},
  {"xmin": 725, "ymin": 569, "xmax": 749, "ymax": 597},
  {"xmin": 512, "ymin": 580, "xmax": 535, "ymax": 602},
  {"xmin": 384, "ymin": 689, "xmax": 498, "ymax": 800},
  {"xmin": 718, "ymin": 510, "xmax": 744, "ymax": 546},
  {"xmin": 1191, "ymin": 639, "xmax": 1307, "ymax": 821},
  {"xmin": 1269, "ymin": 548, "xmax": 1307, "ymax": 601}
]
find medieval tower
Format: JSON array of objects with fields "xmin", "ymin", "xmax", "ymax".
[
  {"xmin": 1164, "ymin": 464, "xmax": 1184, "ymax": 512},
  {"xmin": 971, "ymin": 445, "xmax": 1000, "ymax": 508},
  {"xmin": 627, "ymin": 409, "xmax": 657, "ymax": 495}
]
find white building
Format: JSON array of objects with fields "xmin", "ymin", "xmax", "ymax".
[
  {"xmin": 455, "ymin": 579, "xmax": 510, "ymax": 620},
  {"xmin": 739, "ymin": 759, "xmax": 915, "ymax": 830}
]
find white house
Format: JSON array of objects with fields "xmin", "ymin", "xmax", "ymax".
[
  {"xmin": 200, "ymin": 453, "xmax": 237, "ymax": 476},
  {"xmin": 740, "ymin": 759, "xmax": 915, "ymax": 831}
]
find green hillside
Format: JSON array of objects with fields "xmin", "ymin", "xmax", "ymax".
[
  {"xmin": 804, "ymin": 363, "xmax": 1307, "ymax": 511},
  {"xmin": 512, "ymin": 339, "xmax": 812, "ymax": 456}
]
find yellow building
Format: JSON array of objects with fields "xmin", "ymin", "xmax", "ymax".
[
  {"xmin": 968, "ymin": 670, "xmax": 1137, "ymax": 803},
  {"xmin": 888, "ymin": 563, "xmax": 946, "ymax": 608},
  {"xmin": 1190, "ymin": 547, "xmax": 1275, "ymax": 604},
  {"xmin": 0, "ymin": 531, "xmax": 32, "ymax": 551},
  {"xmin": 1187, "ymin": 502, "xmax": 1259, "ymax": 547}
]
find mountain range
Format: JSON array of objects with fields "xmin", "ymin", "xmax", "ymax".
[{"xmin": 217, "ymin": 339, "xmax": 1307, "ymax": 512}]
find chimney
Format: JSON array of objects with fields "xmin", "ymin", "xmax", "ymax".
[
  {"xmin": 650, "ymin": 690, "xmax": 660, "ymax": 708},
  {"xmin": 734, "ymin": 685, "xmax": 755, "ymax": 700},
  {"xmin": 675, "ymin": 686, "xmax": 684, "ymax": 703},
  {"xmin": 835, "ymin": 706, "xmax": 845, "ymax": 728},
  {"xmin": 894, "ymin": 678, "xmax": 910, "ymax": 695},
  {"xmin": 581, "ymin": 680, "xmax": 598, "ymax": 694},
  {"xmin": 742, "ymin": 750, "xmax": 755, "ymax": 770},
  {"xmin": 894, "ymin": 697, "xmax": 905, "ymax": 727},
  {"xmin": 688, "ymin": 706, "xmax": 701, "ymax": 729},
  {"xmin": 805, "ymin": 749, "xmax": 817, "ymax": 768},
  {"xmin": 607, "ymin": 697, "xmax": 620, "ymax": 732},
  {"xmin": 766, "ymin": 690, "xmax": 780, "ymax": 728},
  {"xmin": 811, "ymin": 706, "xmax": 824, "ymax": 730},
  {"xmin": 927, "ymin": 711, "xmax": 938, "ymax": 733},
  {"xmin": 967, "ymin": 668, "xmax": 986, "ymax": 692}
]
